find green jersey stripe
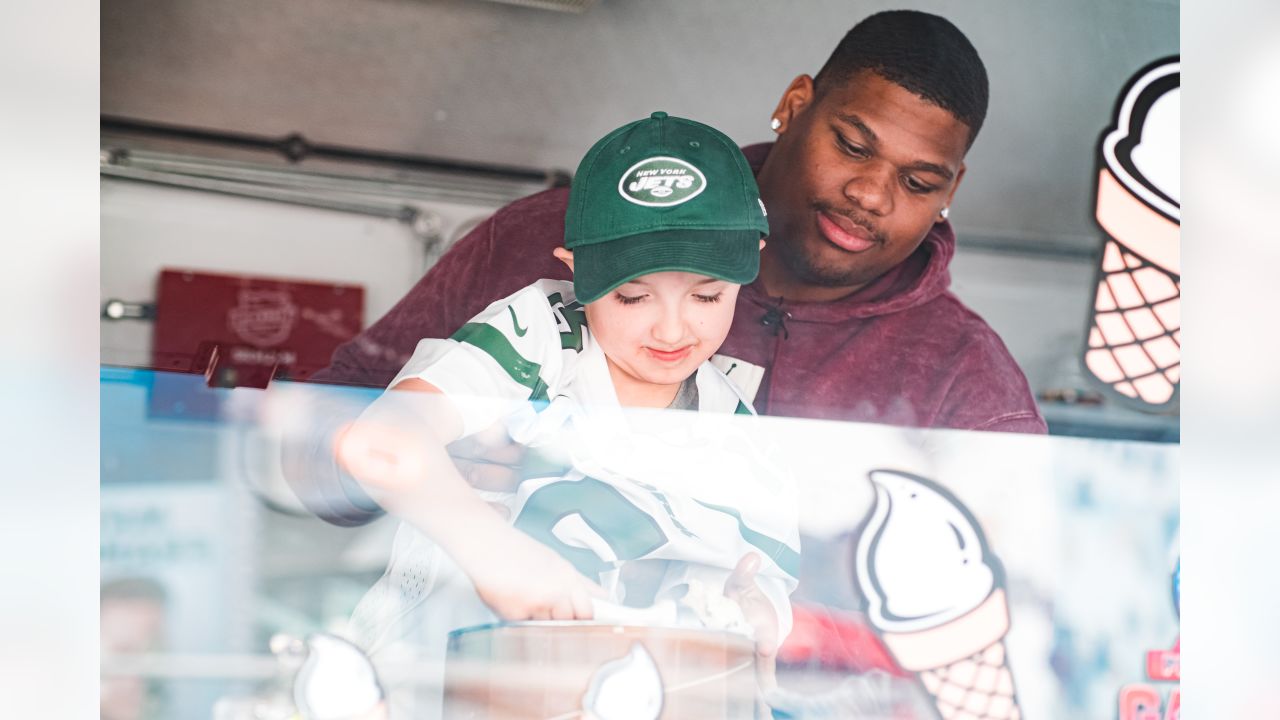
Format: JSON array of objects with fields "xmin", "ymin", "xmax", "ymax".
[
  {"xmin": 694, "ymin": 499, "xmax": 800, "ymax": 578},
  {"xmin": 451, "ymin": 322, "xmax": 550, "ymax": 402},
  {"xmin": 734, "ymin": 400, "xmax": 752, "ymax": 415}
]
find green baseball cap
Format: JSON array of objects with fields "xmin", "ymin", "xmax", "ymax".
[{"xmin": 564, "ymin": 111, "xmax": 769, "ymax": 304}]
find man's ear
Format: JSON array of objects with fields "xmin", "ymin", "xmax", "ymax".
[
  {"xmin": 552, "ymin": 247, "xmax": 575, "ymax": 273},
  {"xmin": 770, "ymin": 75, "xmax": 816, "ymax": 134}
]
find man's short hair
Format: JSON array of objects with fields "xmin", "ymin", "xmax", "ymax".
[{"xmin": 813, "ymin": 10, "xmax": 990, "ymax": 149}]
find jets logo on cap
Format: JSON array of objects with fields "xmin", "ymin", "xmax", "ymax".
[{"xmin": 618, "ymin": 156, "xmax": 707, "ymax": 207}]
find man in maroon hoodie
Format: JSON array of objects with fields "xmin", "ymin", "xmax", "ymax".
[{"xmin": 313, "ymin": 10, "xmax": 1045, "ymax": 435}]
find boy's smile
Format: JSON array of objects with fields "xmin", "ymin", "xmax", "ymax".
[{"xmin": 645, "ymin": 345, "xmax": 694, "ymax": 364}]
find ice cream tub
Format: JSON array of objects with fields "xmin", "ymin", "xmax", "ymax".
[{"xmin": 442, "ymin": 621, "xmax": 758, "ymax": 719}]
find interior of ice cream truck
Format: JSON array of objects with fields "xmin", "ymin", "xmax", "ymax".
[{"xmin": 99, "ymin": 2, "xmax": 1179, "ymax": 718}]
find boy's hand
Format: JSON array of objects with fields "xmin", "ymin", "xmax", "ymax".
[
  {"xmin": 337, "ymin": 420, "xmax": 606, "ymax": 622},
  {"xmin": 724, "ymin": 553, "xmax": 780, "ymax": 690},
  {"xmin": 460, "ymin": 523, "xmax": 609, "ymax": 621}
]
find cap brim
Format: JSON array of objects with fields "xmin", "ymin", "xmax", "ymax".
[{"xmin": 572, "ymin": 228, "xmax": 761, "ymax": 304}]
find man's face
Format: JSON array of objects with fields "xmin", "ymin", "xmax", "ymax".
[{"xmin": 757, "ymin": 70, "xmax": 971, "ymax": 294}]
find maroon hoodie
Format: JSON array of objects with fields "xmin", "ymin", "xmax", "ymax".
[{"xmin": 313, "ymin": 144, "xmax": 1045, "ymax": 434}]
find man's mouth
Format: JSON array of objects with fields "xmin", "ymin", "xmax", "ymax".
[
  {"xmin": 645, "ymin": 346, "xmax": 693, "ymax": 363},
  {"xmin": 816, "ymin": 210, "xmax": 879, "ymax": 253}
]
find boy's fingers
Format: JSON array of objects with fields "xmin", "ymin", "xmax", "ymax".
[
  {"xmin": 725, "ymin": 553, "xmax": 762, "ymax": 596},
  {"xmin": 756, "ymin": 653, "xmax": 778, "ymax": 693},
  {"xmin": 550, "ymin": 600, "xmax": 575, "ymax": 621},
  {"xmin": 571, "ymin": 588, "xmax": 594, "ymax": 620},
  {"xmin": 755, "ymin": 633, "xmax": 778, "ymax": 658}
]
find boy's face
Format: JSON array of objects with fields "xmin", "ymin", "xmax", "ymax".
[{"xmin": 584, "ymin": 271, "xmax": 740, "ymax": 391}]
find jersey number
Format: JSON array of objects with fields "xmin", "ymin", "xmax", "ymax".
[
  {"xmin": 547, "ymin": 292, "xmax": 586, "ymax": 352},
  {"xmin": 513, "ymin": 477, "xmax": 668, "ymax": 581}
]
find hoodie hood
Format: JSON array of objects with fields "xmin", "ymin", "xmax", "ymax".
[{"xmin": 741, "ymin": 142, "xmax": 956, "ymax": 324}]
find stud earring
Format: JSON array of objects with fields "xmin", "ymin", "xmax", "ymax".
[
  {"xmin": 770, "ymin": 117, "xmax": 781, "ymax": 132},
  {"xmin": 939, "ymin": 207, "xmax": 950, "ymax": 220}
]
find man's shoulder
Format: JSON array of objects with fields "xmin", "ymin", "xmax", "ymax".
[
  {"xmin": 463, "ymin": 186, "xmax": 572, "ymax": 258},
  {"xmin": 506, "ymin": 278, "xmax": 577, "ymax": 308},
  {"xmin": 917, "ymin": 292, "xmax": 1045, "ymax": 432},
  {"xmin": 904, "ymin": 291, "xmax": 1013, "ymax": 354},
  {"xmin": 466, "ymin": 188, "xmax": 573, "ymax": 293},
  {"xmin": 491, "ymin": 187, "xmax": 571, "ymax": 227}
]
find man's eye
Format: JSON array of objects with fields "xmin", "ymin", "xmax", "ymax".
[
  {"xmin": 614, "ymin": 292, "xmax": 646, "ymax": 305},
  {"xmin": 693, "ymin": 292, "xmax": 723, "ymax": 304},
  {"xmin": 903, "ymin": 176, "xmax": 937, "ymax": 194},
  {"xmin": 837, "ymin": 136, "xmax": 869, "ymax": 159}
]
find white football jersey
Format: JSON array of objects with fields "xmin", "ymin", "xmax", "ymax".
[{"xmin": 349, "ymin": 280, "xmax": 799, "ymax": 714}]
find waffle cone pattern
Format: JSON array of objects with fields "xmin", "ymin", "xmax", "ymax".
[
  {"xmin": 1084, "ymin": 238, "xmax": 1180, "ymax": 405},
  {"xmin": 917, "ymin": 638, "xmax": 1020, "ymax": 720},
  {"xmin": 879, "ymin": 590, "xmax": 1022, "ymax": 720}
]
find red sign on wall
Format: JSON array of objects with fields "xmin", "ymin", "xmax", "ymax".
[{"xmin": 151, "ymin": 268, "xmax": 364, "ymax": 388}]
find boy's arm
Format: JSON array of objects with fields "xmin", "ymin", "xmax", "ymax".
[
  {"xmin": 336, "ymin": 378, "xmax": 606, "ymax": 621},
  {"xmin": 282, "ymin": 284, "xmax": 567, "ymax": 527},
  {"xmin": 723, "ymin": 553, "xmax": 793, "ymax": 657},
  {"xmin": 724, "ymin": 553, "xmax": 794, "ymax": 694}
]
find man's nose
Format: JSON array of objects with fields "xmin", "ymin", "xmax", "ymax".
[{"xmin": 843, "ymin": 164, "xmax": 894, "ymax": 216}]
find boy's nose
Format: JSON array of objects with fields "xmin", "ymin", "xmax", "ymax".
[{"xmin": 652, "ymin": 309, "xmax": 685, "ymax": 346}]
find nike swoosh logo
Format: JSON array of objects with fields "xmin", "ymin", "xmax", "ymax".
[{"xmin": 507, "ymin": 305, "xmax": 528, "ymax": 337}]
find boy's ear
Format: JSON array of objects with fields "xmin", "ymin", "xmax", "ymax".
[{"xmin": 553, "ymin": 247, "xmax": 575, "ymax": 273}]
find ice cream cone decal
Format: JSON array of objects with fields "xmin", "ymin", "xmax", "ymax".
[
  {"xmin": 855, "ymin": 470, "xmax": 1021, "ymax": 720},
  {"xmin": 1084, "ymin": 57, "xmax": 1180, "ymax": 411},
  {"xmin": 581, "ymin": 643, "xmax": 664, "ymax": 720},
  {"xmin": 290, "ymin": 633, "xmax": 389, "ymax": 720}
]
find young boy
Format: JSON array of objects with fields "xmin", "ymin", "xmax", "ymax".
[{"xmin": 337, "ymin": 112, "xmax": 798, "ymax": 671}]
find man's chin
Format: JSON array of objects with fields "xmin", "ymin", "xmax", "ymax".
[{"xmin": 783, "ymin": 238, "xmax": 876, "ymax": 288}]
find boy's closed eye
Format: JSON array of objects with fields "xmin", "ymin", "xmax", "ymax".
[
  {"xmin": 614, "ymin": 287, "xmax": 725, "ymax": 306},
  {"xmin": 614, "ymin": 291, "xmax": 648, "ymax": 305}
]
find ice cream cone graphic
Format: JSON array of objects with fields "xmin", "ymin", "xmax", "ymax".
[
  {"xmin": 855, "ymin": 470, "xmax": 1021, "ymax": 720},
  {"xmin": 1084, "ymin": 57, "xmax": 1180, "ymax": 411}
]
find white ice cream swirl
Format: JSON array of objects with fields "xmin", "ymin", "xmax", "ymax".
[{"xmin": 855, "ymin": 470, "xmax": 1001, "ymax": 633}]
